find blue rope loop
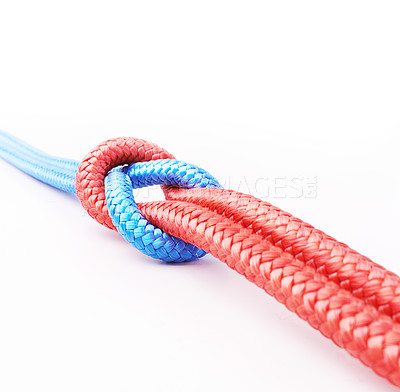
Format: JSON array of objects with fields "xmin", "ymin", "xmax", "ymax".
[
  {"xmin": 0, "ymin": 131, "xmax": 222, "ymax": 262},
  {"xmin": 105, "ymin": 159, "xmax": 221, "ymax": 262}
]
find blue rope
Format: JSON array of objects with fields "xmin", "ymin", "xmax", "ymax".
[
  {"xmin": 0, "ymin": 130, "xmax": 221, "ymax": 262},
  {"xmin": 0, "ymin": 130, "xmax": 78, "ymax": 193},
  {"xmin": 105, "ymin": 161, "xmax": 221, "ymax": 262}
]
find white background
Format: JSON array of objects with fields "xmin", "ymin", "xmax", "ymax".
[{"xmin": 0, "ymin": 1, "xmax": 399, "ymax": 391}]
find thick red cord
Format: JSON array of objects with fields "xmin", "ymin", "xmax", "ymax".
[
  {"xmin": 164, "ymin": 187, "xmax": 400, "ymax": 321},
  {"xmin": 75, "ymin": 137, "xmax": 174, "ymax": 230},
  {"xmin": 76, "ymin": 137, "xmax": 400, "ymax": 387}
]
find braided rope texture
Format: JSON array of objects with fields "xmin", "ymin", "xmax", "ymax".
[
  {"xmin": 0, "ymin": 130, "xmax": 78, "ymax": 192},
  {"xmin": 104, "ymin": 161, "xmax": 221, "ymax": 261},
  {"xmin": 75, "ymin": 137, "xmax": 175, "ymax": 229},
  {"xmin": 139, "ymin": 199, "xmax": 400, "ymax": 386},
  {"xmin": 76, "ymin": 137, "xmax": 400, "ymax": 387},
  {"xmin": 164, "ymin": 187, "xmax": 400, "ymax": 321},
  {"xmin": 2, "ymin": 132, "xmax": 400, "ymax": 386}
]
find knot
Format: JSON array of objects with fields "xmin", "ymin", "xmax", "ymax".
[
  {"xmin": 76, "ymin": 137, "xmax": 174, "ymax": 230},
  {"xmin": 76, "ymin": 137, "xmax": 221, "ymax": 262}
]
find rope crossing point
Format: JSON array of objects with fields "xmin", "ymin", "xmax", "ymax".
[{"xmin": 1, "ymin": 130, "xmax": 400, "ymax": 387}]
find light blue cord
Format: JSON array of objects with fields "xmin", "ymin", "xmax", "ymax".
[
  {"xmin": 0, "ymin": 130, "xmax": 78, "ymax": 193},
  {"xmin": 0, "ymin": 130, "xmax": 221, "ymax": 262},
  {"xmin": 105, "ymin": 161, "xmax": 221, "ymax": 262}
]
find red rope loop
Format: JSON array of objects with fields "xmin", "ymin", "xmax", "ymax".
[{"xmin": 75, "ymin": 137, "xmax": 174, "ymax": 230}]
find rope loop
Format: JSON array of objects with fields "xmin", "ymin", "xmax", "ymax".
[
  {"xmin": 4, "ymin": 130, "xmax": 400, "ymax": 386},
  {"xmin": 105, "ymin": 160, "xmax": 220, "ymax": 261},
  {"xmin": 75, "ymin": 137, "xmax": 174, "ymax": 230},
  {"xmin": 76, "ymin": 137, "xmax": 222, "ymax": 262}
]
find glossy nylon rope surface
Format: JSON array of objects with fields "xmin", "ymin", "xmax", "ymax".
[
  {"xmin": 0, "ymin": 130, "xmax": 218, "ymax": 261},
  {"xmin": 1, "ymin": 130, "xmax": 400, "ymax": 387},
  {"xmin": 0, "ymin": 130, "xmax": 78, "ymax": 193},
  {"xmin": 105, "ymin": 162, "xmax": 221, "ymax": 261}
]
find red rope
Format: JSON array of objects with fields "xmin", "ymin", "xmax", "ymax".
[
  {"xmin": 76, "ymin": 137, "xmax": 400, "ymax": 387},
  {"xmin": 165, "ymin": 187, "xmax": 400, "ymax": 321},
  {"xmin": 75, "ymin": 137, "xmax": 174, "ymax": 230}
]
